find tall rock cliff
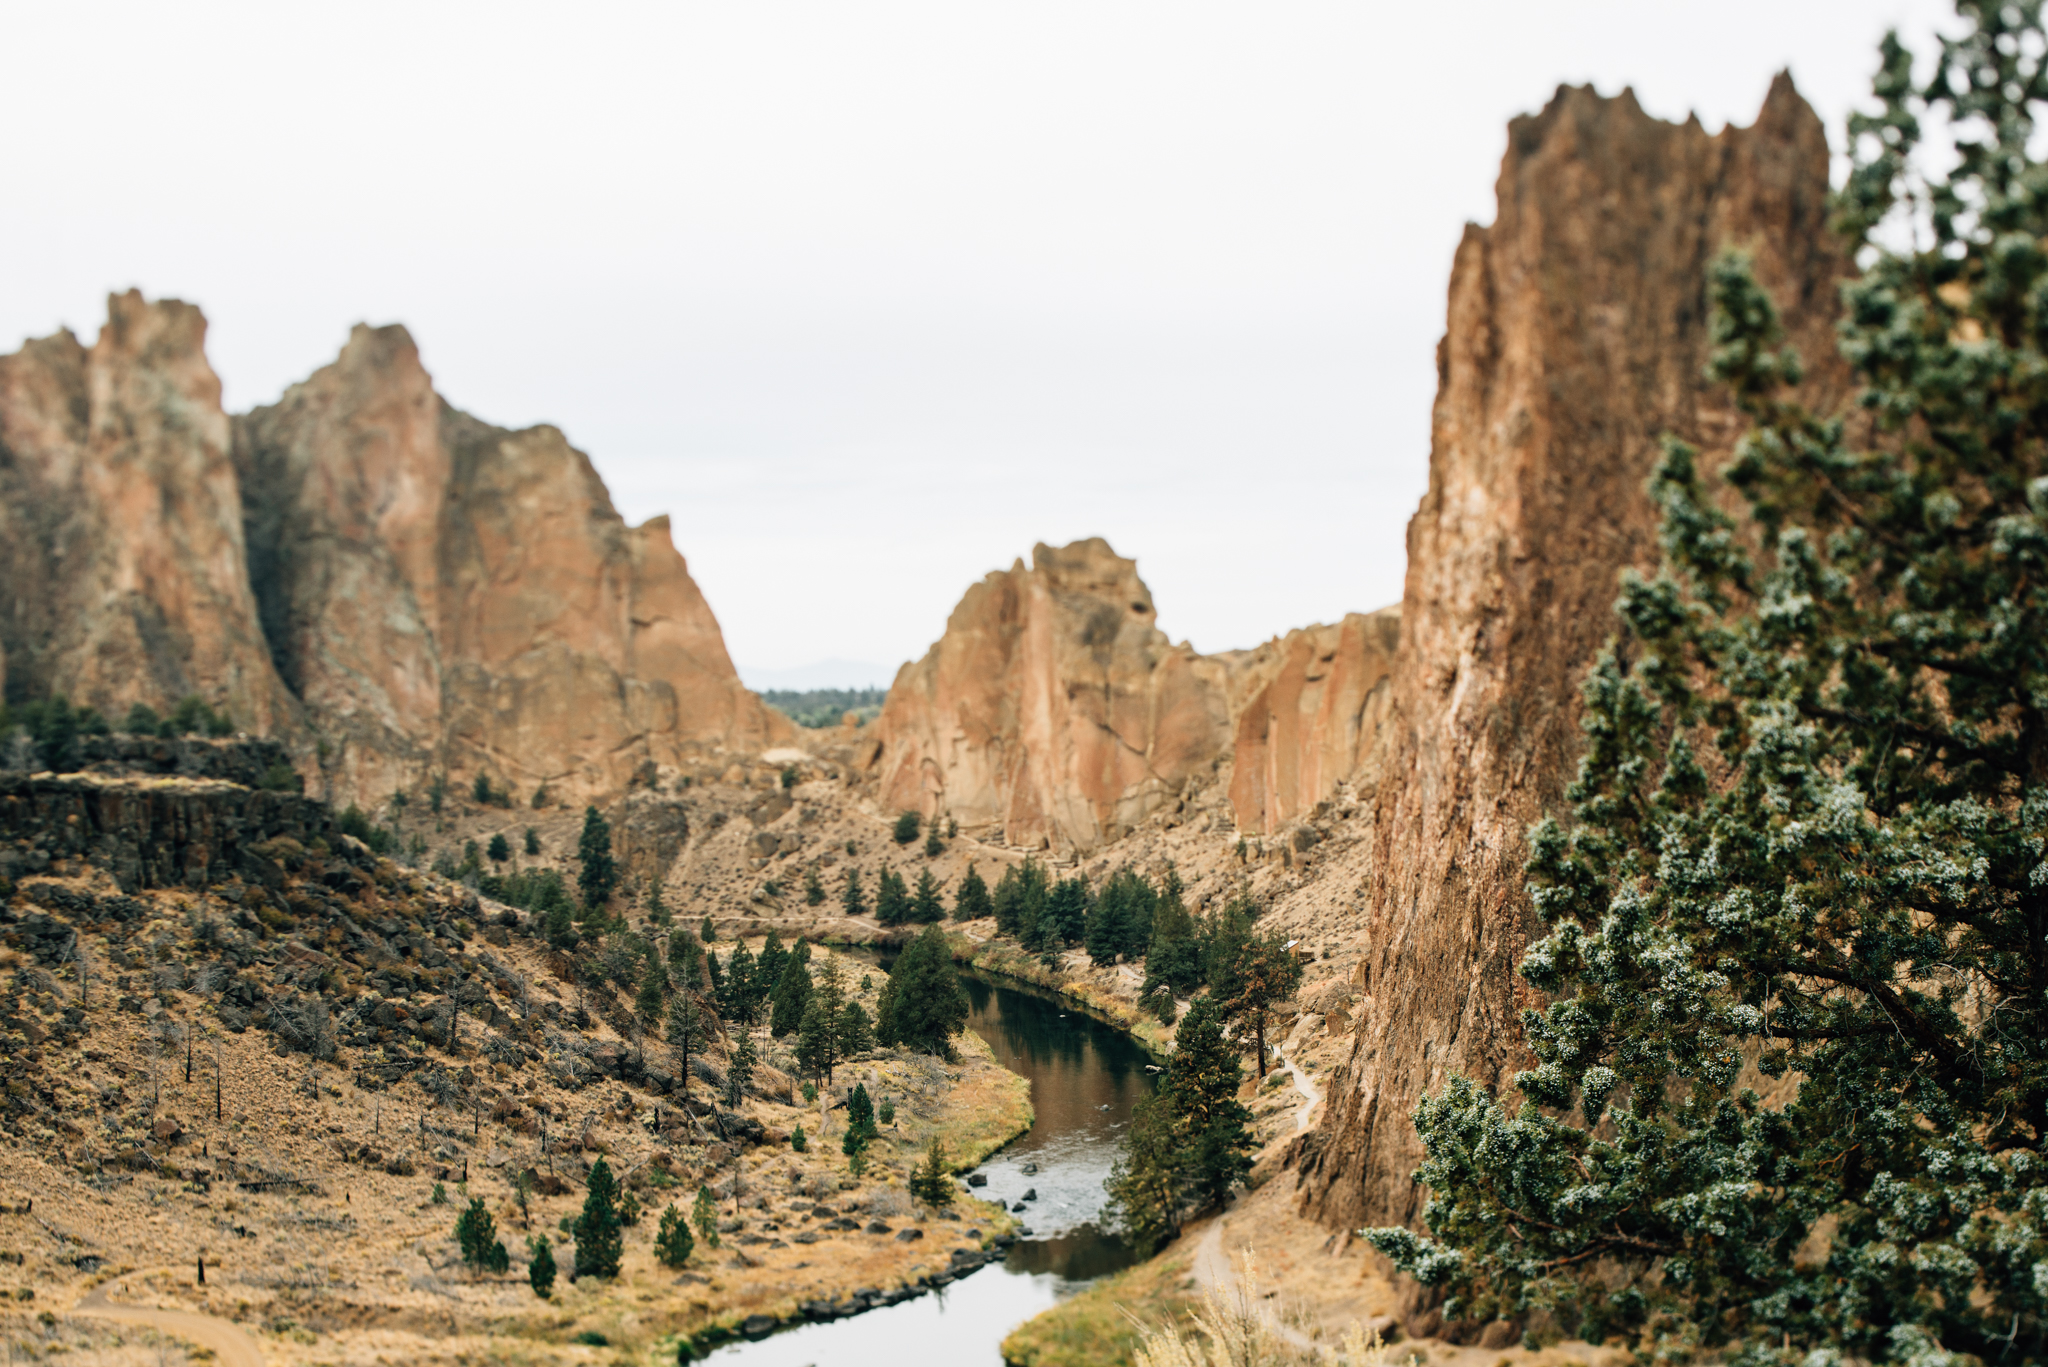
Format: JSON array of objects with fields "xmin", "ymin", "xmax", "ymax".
[
  {"xmin": 1225, "ymin": 608, "xmax": 1400, "ymax": 836},
  {"xmin": 234, "ymin": 323, "xmax": 794, "ymax": 804},
  {"xmin": 0, "ymin": 292, "xmax": 298, "ymax": 732},
  {"xmin": 1294, "ymin": 75, "xmax": 1850, "ymax": 1268},
  {"xmin": 862, "ymin": 539, "xmax": 1235, "ymax": 852}
]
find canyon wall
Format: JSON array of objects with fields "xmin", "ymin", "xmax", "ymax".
[
  {"xmin": 0, "ymin": 293, "xmax": 300, "ymax": 735},
  {"xmin": 1294, "ymin": 74, "xmax": 1850, "ymax": 1273},
  {"xmin": 1, "ymin": 300, "xmax": 787, "ymax": 806},
  {"xmin": 1225, "ymin": 608, "xmax": 1400, "ymax": 836},
  {"xmin": 862, "ymin": 539, "xmax": 1236, "ymax": 852}
]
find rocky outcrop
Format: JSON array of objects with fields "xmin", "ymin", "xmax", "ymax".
[
  {"xmin": 0, "ymin": 292, "xmax": 299, "ymax": 734},
  {"xmin": 862, "ymin": 539, "xmax": 1235, "ymax": 852},
  {"xmin": 231, "ymin": 322, "xmax": 794, "ymax": 804},
  {"xmin": 1294, "ymin": 74, "xmax": 1850, "ymax": 1269},
  {"xmin": 1225, "ymin": 608, "xmax": 1400, "ymax": 836}
]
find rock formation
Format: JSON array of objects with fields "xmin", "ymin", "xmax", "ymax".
[
  {"xmin": 1, "ymin": 299, "xmax": 788, "ymax": 807},
  {"xmin": 1225, "ymin": 608, "xmax": 1400, "ymax": 836},
  {"xmin": 1293, "ymin": 73, "xmax": 1850, "ymax": 1280},
  {"xmin": 862, "ymin": 539, "xmax": 1236, "ymax": 852},
  {"xmin": 0, "ymin": 292, "xmax": 299, "ymax": 733},
  {"xmin": 234, "ymin": 322, "xmax": 794, "ymax": 804}
]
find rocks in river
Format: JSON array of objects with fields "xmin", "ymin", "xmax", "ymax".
[
  {"xmin": 1011, "ymin": 1201, "xmax": 1027, "ymax": 1212},
  {"xmin": 1021, "ymin": 1188, "xmax": 1037, "ymax": 1201},
  {"xmin": 966, "ymin": 1172, "xmax": 988, "ymax": 1187},
  {"xmin": 1021, "ymin": 1162, "xmax": 1038, "ymax": 1175},
  {"xmin": 741, "ymin": 1314, "xmax": 777, "ymax": 1338}
]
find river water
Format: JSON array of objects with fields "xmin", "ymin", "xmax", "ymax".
[{"xmin": 706, "ymin": 969, "xmax": 1157, "ymax": 1365}]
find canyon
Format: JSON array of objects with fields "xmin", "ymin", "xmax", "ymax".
[{"xmin": 1, "ymin": 69, "xmax": 1848, "ymax": 1363}]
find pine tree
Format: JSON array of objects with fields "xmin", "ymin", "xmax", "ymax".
[
  {"xmin": 667, "ymin": 927, "xmax": 703, "ymax": 989},
  {"xmin": 892, "ymin": 810, "xmax": 920, "ymax": 845},
  {"xmin": 908, "ymin": 1137, "xmax": 954, "ymax": 1210},
  {"xmin": 700, "ymin": 915, "xmax": 716, "ymax": 943},
  {"xmin": 718, "ymin": 943, "xmax": 758, "ymax": 1025},
  {"xmin": 840, "ymin": 867, "xmax": 868, "ymax": 919},
  {"xmin": 1141, "ymin": 865, "xmax": 1202, "ymax": 995},
  {"xmin": 795, "ymin": 998, "xmax": 837, "ymax": 1083},
  {"xmin": 909, "ymin": 869, "xmax": 945, "ymax": 923},
  {"xmin": 790, "ymin": 1124, "xmax": 808, "ymax": 1153},
  {"xmin": 633, "ymin": 950, "xmax": 667, "ymax": 1035},
  {"xmin": 1103, "ymin": 1091, "xmax": 1187, "ymax": 1257},
  {"xmin": 691, "ymin": 1185, "xmax": 721, "ymax": 1249},
  {"xmin": 1371, "ymin": 13, "xmax": 2048, "ymax": 1362},
  {"xmin": 665, "ymin": 992, "xmax": 707, "ymax": 1099},
  {"xmin": 769, "ymin": 944, "xmax": 813, "ymax": 1038},
  {"xmin": 654, "ymin": 1202, "xmax": 694, "ymax": 1268},
  {"xmin": 571, "ymin": 1157, "xmax": 624, "ymax": 1278},
  {"xmin": 874, "ymin": 868, "xmax": 911, "ymax": 926},
  {"xmin": 575, "ymin": 805, "xmax": 618, "ymax": 913},
  {"xmin": 755, "ymin": 931, "xmax": 789, "ymax": 1001},
  {"xmin": 487, "ymin": 832, "xmax": 510, "ymax": 864},
  {"xmin": 842, "ymin": 1082, "xmax": 878, "ymax": 1157},
  {"xmin": 1083, "ymin": 870, "xmax": 1137, "ymax": 964},
  {"xmin": 1044, "ymin": 875, "xmax": 1090, "ymax": 945},
  {"xmin": 1162, "ymin": 996, "xmax": 1254, "ymax": 1208},
  {"xmin": 836, "ymin": 1000, "xmax": 874, "ymax": 1057},
  {"xmin": 722, "ymin": 1030, "xmax": 756, "ymax": 1108},
  {"xmin": 804, "ymin": 864, "xmax": 826, "ymax": 905},
  {"xmin": 952, "ymin": 863, "xmax": 992, "ymax": 922},
  {"xmin": 1209, "ymin": 919, "xmax": 1301, "ymax": 1079},
  {"xmin": 455, "ymin": 1197, "xmax": 509, "ymax": 1272},
  {"xmin": 524, "ymin": 826, "xmax": 541, "ymax": 857},
  {"xmin": 874, "ymin": 923, "xmax": 970, "ymax": 1059},
  {"xmin": 923, "ymin": 823, "xmax": 944, "ymax": 858},
  {"xmin": 526, "ymin": 1235, "xmax": 555, "ymax": 1297}
]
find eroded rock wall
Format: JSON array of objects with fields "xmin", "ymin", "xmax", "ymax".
[
  {"xmin": 863, "ymin": 539, "xmax": 1236, "ymax": 852},
  {"xmin": 1294, "ymin": 76, "xmax": 1849, "ymax": 1261},
  {"xmin": 0, "ymin": 293, "xmax": 300, "ymax": 734}
]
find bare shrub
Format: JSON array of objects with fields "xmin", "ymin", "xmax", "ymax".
[{"xmin": 269, "ymin": 992, "xmax": 336, "ymax": 1061}]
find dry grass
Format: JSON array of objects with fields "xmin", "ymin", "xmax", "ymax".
[{"xmin": 999, "ymin": 1249, "xmax": 1200, "ymax": 1367}]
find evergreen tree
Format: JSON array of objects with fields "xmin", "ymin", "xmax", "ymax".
[
  {"xmin": 1162, "ymin": 997, "xmax": 1254, "ymax": 1208},
  {"xmin": 1141, "ymin": 865, "xmax": 1202, "ymax": 995},
  {"xmin": 571, "ymin": 1157, "xmax": 624, "ymax": 1278},
  {"xmin": 842, "ymin": 1082, "xmax": 878, "ymax": 1155},
  {"xmin": 1371, "ymin": 15, "xmax": 2048, "ymax": 1363},
  {"xmin": 691, "ymin": 1185, "xmax": 721, "ymax": 1249},
  {"xmin": 952, "ymin": 862, "xmax": 992, "ymax": 922},
  {"xmin": 874, "ymin": 868, "xmax": 911, "ymax": 926},
  {"xmin": 790, "ymin": 1124, "xmax": 807, "ymax": 1152},
  {"xmin": 524, "ymin": 827, "xmax": 541, "ymax": 857},
  {"xmin": 666, "ymin": 927, "xmax": 703, "ymax": 989},
  {"xmin": 1044, "ymin": 874, "xmax": 1090, "ymax": 945},
  {"xmin": 487, "ymin": 832, "xmax": 510, "ymax": 864},
  {"xmin": 700, "ymin": 915, "xmax": 716, "ymax": 943},
  {"xmin": 754, "ymin": 931, "xmax": 789, "ymax": 1001},
  {"xmin": 891, "ymin": 809, "xmax": 920, "ymax": 845},
  {"xmin": 795, "ymin": 998, "xmax": 837, "ymax": 1083},
  {"xmin": 769, "ymin": 942, "xmax": 813, "ymax": 1038},
  {"xmin": 633, "ymin": 949, "xmax": 667, "ymax": 1035},
  {"xmin": 455, "ymin": 1197, "xmax": 510, "ymax": 1273},
  {"xmin": 540, "ymin": 881, "xmax": 577, "ymax": 950},
  {"xmin": 718, "ymin": 943, "xmax": 758, "ymax": 1024},
  {"xmin": 1085, "ymin": 868, "xmax": 1154, "ymax": 964},
  {"xmin": 923, "ymin": 822, "xmax": 944, "ymax": 858},
  {"xmin": 840, "ymin": 867, "xmax": 868, "ymax": 919},
  {"xmin": 803, "ymin": 863, "xmax": 826, "ymax": 905},
  {"xmin": 836, "ymin": 1000, "xmax": 874, "ymax": 1057},
  {"xmin": 646, "ymin": 880, "xmax": 669, "ymax": 926},
  {"xmin": 723, "ymin": 1030, "xmax": 755, "ymax": 1108},
  {"xmin": 703, "ymin": 948, "xmax": 724, "ymax": 999},
  {"xmin": 526, "ymin": 1235, "xmax": 555, "ymax": 1297},
  {"xmin": 576, "ymin": 805, "xmax": 618, "ymax": 913},
  {"xmin": 1210, "ymin": 920, "xmax": 1301, "ymax": 1078},
  {"xmin": 909, "ymin": 869, "xmax": 945, "ymax": 923},
  {"xmin": 665, "ymin": 992, "xmax": 708, "ymax": 1099},
  {"xmin": 1103, "ymin": 1091, "xmax": 1187, "ymax": 1257},
  {"xmin": 654, "ymin": 1203, "xmax": 694, "ymax": 1268},
  {"xmin": 908, "ymin": 1137, "xmax": 954, "ymax": 1210},
  {"xmin": 874, "ymin": 923, "xmax": 970, "ymax": 1059}
]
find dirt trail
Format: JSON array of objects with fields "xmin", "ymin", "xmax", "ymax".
[
  {"xmin": 75, "ymin": 1274, "xmax": 265, "ymax": 1367},
  {"xmin": 1277, "ymin": 1041, "xmax": 1323, "ymax": 1133}
]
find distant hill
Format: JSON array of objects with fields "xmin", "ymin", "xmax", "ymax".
[{"xmin": 761, "ymin": 686, "xmax": 887, "ymax": 729}]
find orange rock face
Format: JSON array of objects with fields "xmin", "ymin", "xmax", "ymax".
[
  {"xmin": 236, "ymin": 325, "xmax": 792, "ymax": 803},
  {"xmin": 0, "ymin": 292, "xmax": 298, "ymax": 733},
  {"xmin": 1225, "ymin": 608, "xmax": 1400, "ymax": 836},
  {"xmin": 863, "ymin": 539, "xmax": 1234, "ymax": 852},
  {"xmin": 1294, "ymin": 76, "xmax": 1851, "ymax": 1263}
]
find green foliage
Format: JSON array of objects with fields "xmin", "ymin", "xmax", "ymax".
[
  {"xmin": 909, "ymin": 1137, "xmax": 954, "ymax": 1209},
  {"xmin": 723, "ymin": 1030, "xmax": 755, "ymax": 1108},
  {"xmin": 700, "ymin": 915, "xmax": 716, "ymax": 943},
  {"xmin": 1369, "ymin": 16, "xmax": 2048, "ymax": 1365},
  {"xmin": 1206, "ymin": 898, "xmax": 1300, "ymax": 1077},
  {"xmin": 576, "ymin": 805, "xmax": 618, "ymax": 912},
  {"xmin": 719, "ymin": 942, "xmax": 760, "ymax": 1025},
  {"xmin": 691, "ymin": 1185, "xmax": 721, "ymax": 1249},
  {"xmin": 454, "ymin": 1197, "xmax": 509, "ymax": 1273},
  {"xmin": 667, "ymin": 927, "xmax": 704, "ymax": 989},
  {"xmin": 619, "ymin": 1190, "xmax": 641, "ymax": 1228},
  {"xmin": 952, "ymin": 863, "xmax": 992, "ymax": 922},
  {"xmin": 432, "ymin": 1181, "xmax": 448, "ymax": 1205},
  {"xmin": 0, "ymin": 693, "xmax": 109, "ymax": 769},
  {"xmin": 803, "ymin": 863, "xmax": 826, "ymax": 906},
  {"xmin": 428, "ymin": 771, "xmax": 447, "ymax": 815},
  {"xmin": 795, "ymin": 998, "xmax": 836, "ymax": 1082},
  {"xmin": 1104, "ymin": 996, "xmax": 1252, "ymax": 1254},
  {"xmin": 523, "ymin": 827, "xmax": 541, "ymax": 857},
  {"xmin": 790, "ymin": 1124, "xmax": 808, "ymax": 1153},
  {"xmin": 909, "ymin": 869, "xmax": 945, "ymax": 923},
  {"xmin": 892, "ymin": 809, "xmax": 921, "ymax": 844},
  {"xmin": 923, "ymin": 823, "xmax": 944, "ymax": 858},
  {"xmin": 665, "ymin": 991, "xmax": 708, "ymax": 1097},
  {"xmin": 1103, "ymin": 1092, "xmax": 1184, "ymax": 1258},
  {"xmin": 1085, "ymin": 867, "xmax": 1157, "ymax": 964},
  {"xmin": 572, "ymin": 1157, "xmax": 624, "ymax": 1279},
  {"xmin": 655, "ymin": 1203, "xmax": 694, "ymax": 1268},
  {"xmin": 842, "ymin": 1082, "xmax": 878, "ymax": 1161},
  {"xmin": 878, "ymin": 1096, "xmax": 895, "ymax": 1126},
  {"xmin": 760, "ymin": 686, "xmax": 886, "ymax": 729},
  {"xmin": 635, "ymin": 950, "xmax": 668, "ymax": 1032},
  {"xmin": 167, "ymin": 694, "xmax": 232, "ymax": 738},
  {"xmin": 122, "ymin": 702, "xmax": 159, "ymax": 734},
  {"xmin": 780, "ymin": 764, "xmax": 800, "ymax": 790},
  {"xmin": 991, "ymin": 859, "xmax": 1049, "ymax": 940},
  {"xmin": 525, "ymin": 1235, "xmax": 555, "ymax": 1298},
  {"xmin": 257, "ymin": 761, "xmax": 302, "ymax": 793},
  {"xmin": 768, "ymin": 941, "xmax": 812, "ymax": 1037},
  {"xmin": 840, "ymin": 867, "xmax": 868, "ymax": 919},
  {"xmin": 472, "ymin": 772, "xmax": 509, "ymax": 806},
  {"xmin": 486, "ymin": 832, "xmax": 510, "ymax": 864},
  {"xmin": 874, "ymin": 868, "xmax": 911, "ymax": 926},
  {"xmin": 875, "ymin": 924, "xmax": 970, "ymax": 1059},
  {"xmin": 1141, "ymin": 866, "xmax": 1201, "ymax": 997},
  {"xmin": 836, "ymin": 1000, "xmax": 874, "ymax": 1057},
  {"xmin": 338, "ymin": 804, "xmax": 398, "ymax": 856},
  {"xmin": 1044, "ymin": 875, "xmax": 1090, "ymax": 946}
]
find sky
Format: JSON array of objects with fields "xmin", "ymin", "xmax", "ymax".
[{"xmin": 3, "ymin": 1, "xmax": 1953, "ymax": 689}]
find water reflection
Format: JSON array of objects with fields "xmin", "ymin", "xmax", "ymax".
[{"xmin": 709, "ymin": 967, "xmax": 1156, "ymax": 1364}]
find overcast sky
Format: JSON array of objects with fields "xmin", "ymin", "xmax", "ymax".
[{"xmin": 5, "ymin": 1, "xmax": 1951, "ymax": 688}]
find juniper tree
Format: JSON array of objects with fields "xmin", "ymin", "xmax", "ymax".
[
  {"xmin": 487, "ymin": 832, "xmax": 510, "ymax": 864},
  {"xmin": 692, "ymin": 1184, "xmax": 721, "ymax": 1249},
  {"xmin": 840, "ymin": 868, "xmax": 868, "ymax": 919},
  {"xmin": 875, "ymin": 923, "xmax": 970, "ymax": 1059},
  {"xmin": 665, "ymin": 992, "xmax": 708, "ymax": 1099},
  {"xmin": 723, "ymin": 1030, "xmax": 755, "ymax": 1108},
  {"xmin": 654, "ymin": 1203, "xmax": 694, "ymax": 1268},
  {"xmin": 769, "ymin": 942, "xmax": 813, "ymax": 1038},
  {"xmin": 576, "ymin": 805, "xmax": 618, "ymax": 913},
  {"xmin": 1209, "ymin": 916, "xmax": 1301, "ymax": 1079},
  {"xmin": 991, "ymin": 858, "xmax": 1048, "ymax": 939},
  {"xmin": 952, "ymin": 862, "xmax": 992, "ymax": 922},
  {"xmin": 804, "ymin": 864, "xmax": 826, "ymax": 906},
  {"xmin": 572, "ymin": 1158, "xmax": 624, "ymax": 1279},
  {"xmin": 455, "ymin": 1197, "xmax": 510, "ymax": 1273},
  {"xmin": 842, "ymin": 1082, "xmax": 879, "ymax": 1160},
  {"xmin": 892, "ymin": 810, "xmax": 921, "ymax": 844},
  {"xmin": 526, "ymin": 1234, "xmax": 555, "ymax": 1297},
  {"xmin": 874, "ymin": 868, "xmax": 911, "ymax": 926},
  {"xmin": 1367, "ymin": 12, "xmax": 2048, "ymax": 1365},
  {"xmin": 836, "ymin": 1000, "xmax": 874, "ymax": 1057},
  {"xmin": 909, "ymin": 1137, "xmax": 954, "ymax": 1210},
  {"xmin": 1162, "ymin": 996, "xmax": 1254, "ymax": 1208},
  {"xmin": 1141, "ymin": 865, "xmax": 1202, "ymax": 996},
  {"xmin": 634, "ymin": 950, "xmax": 667, "ymax": 1037},
  {"xmin": 910, "ymin": 869, "xmax": 945, "ymax": 923},
  {"xmin": 1044, "ymin": 875, "xmax": 1090, "ymax": 945},
  {"xmin": 796, "ymin": 999, "xmax": 838, "ymax": 1083}
]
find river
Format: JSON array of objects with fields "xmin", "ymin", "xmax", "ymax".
[{"xmin": 705, "ymin": 968, "xmax": 1157, "ymax": 1365}]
